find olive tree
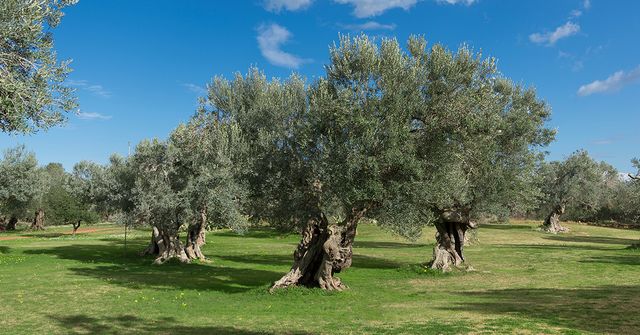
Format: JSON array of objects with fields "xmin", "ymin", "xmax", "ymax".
[
  {"xmin": 0, "ymin": 0, "xmax": 78, "ymax": 133},
  {"xmin": 205, "ymin": 36, "xmax": 422, "ymax": 290},
  {"xmin": 132, "ymin": 117, "xmax": 249, "ymax": 264},
  {"xmin": 0, "ymin": 145, "xmax": 40, "ymax": 230},
  {"xmin": 402, "ymin": 37, "xmax": 554, "ymax": 270},
  {"xmin": 537, "ymin": 151, "xmax": 615, "ymax": 233}
]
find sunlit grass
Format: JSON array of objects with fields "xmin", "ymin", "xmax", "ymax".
[{"xmin": 1, "ymin": 220, "xmax": 639, "ymax": 334}]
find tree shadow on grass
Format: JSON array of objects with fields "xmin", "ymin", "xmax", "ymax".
[
  {"xmin": 48, "ymin": 314, "xmax": 311, "ymax": 335},
  {"xmin": 480, "ymin": 224, "xmax": 534, "ymax": 230},
  {"xmin": 217, "ymin": 253, "xmax": 403, "ymax": 270},
  {"xmin": 24, "ymin": 243, "xmax": 282, "ymax": 293},
  {"xmin": 442, "ymin": 285, "xmax": 640, "ymax": 334},
  {"xmin": 580, "ymin": 255, "xmax": 640, "ymax": 266},
  {"xmin": 0, "ymin": 246, "xmax": 10, "ymax": 254},
  {"xmin": 499, "ymin": 243, "xmax": 619, "ymax": 252},
  {"xmin": 543, "ymin": 235, "xmax": 639, "ymax": 246},
  {"xmin": 213, "ymin": 228, "xmax": 295, "ymax": 239},
  {"xmin": 353, "ymin": 241, "xmax": 428, "ymax": 249}
]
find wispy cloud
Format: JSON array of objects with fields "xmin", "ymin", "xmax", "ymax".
[
  {"xmin": 583, "ymin": 0, "xmax": 591, "ymax": 10},
  {"xmin": 257, "ymin": 23, "xmax": 309, "ymax": 69},
  {"xmin": 181, "ymin": 83, "xmax": 207, "ymax": 95},
  {"xmin": 437, "ymin": 0, "xmax": 477, "ymax": 5},
  {"xmin": 333, "ymin": 0, "xmax": 418, "ymax": 18},
  {"xmin": 340, "ymin": 21, "xmax": 397, "ymax": 31},
  {"xmin": 578, "ymin": 66, "xmax": 640, "ymax": 96},
  {"xmin": 529, "ymin": 22, "xmax": 580, "ymax": 46},
  {"xmin": 264, "ymin": 0, "xmax": 313, "ymax": 12},
  {"xmin": 68, "ymin": 79, "xmax": 112, "ymax": 98},
  {"xmin": 77, "ymin": 111, "xmax": 112, "ymax": 120}
]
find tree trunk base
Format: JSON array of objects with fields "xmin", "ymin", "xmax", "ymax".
[
  {"xmin": 541, "ymin": 206, "xmax": 568, "ymax": 233},
  {"xmin": 270, "ymin": 215, "xmax": 352, "ymax": 292},
  {"xmin": 428, "ymin": 211, "xmax": 476, "ymax": 272},
  {"xmin": 6, "ymin": 217, "xmax": 18, "ymax": 231},
  {"xmin": 30, "ymin": 209, "xmax": 45, "ymax": 230},
  {"xmin": 141, "ymin": 227, "xmax": 190, "ymax": 264},
  {"xmin": 184, "ymin": 219, "xmax": 207, "ymax": 262}
]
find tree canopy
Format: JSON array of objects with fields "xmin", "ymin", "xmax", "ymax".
[{"xmin": 0, "ymin": 0, "xmax": 78, "ymax": 133}]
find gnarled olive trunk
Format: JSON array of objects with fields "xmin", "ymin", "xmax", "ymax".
[
  {"xmin": 270, "ymin": 207, "xmax": 367, "ymax": 292},
  {"xmin": 30, "ymin": 209, "xmax": 45, "ymax": 230},
  {"xmin": 72, "ymin": 220, "xmax": 81, "ymax": 236},
  {"xmin": 184, "ymin": 207, "xmax": 207, "ymax": 261},
  {"xmin": 140, "ymin": 226, "xmax": 190, "ymax": 264},
  {"xmin": 7, "ymin": 216, "xmax": 18, "ymax": 231},
  {"xmin": 541, "ymin": 204, "xmax": 568, "ymax": 233},
  {"xmin": 429, "ymin": 210, "xmax": 477, "ymax": 271}
]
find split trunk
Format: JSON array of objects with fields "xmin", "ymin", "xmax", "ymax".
[
  {"xmin": 141, "ymin": 226, "xmax": 190, "ymax": 264},
  {"xmin": 429, "ymin": 209, "xmax": 477, "ymax": 271},
  {"xmin": 541, "ymin": 204, "xmax": 568, "ymax": 233},
  {"xmin": 72, "ymin": 220, "xmax": 81, "ymax": 236},
  {"xmin": 184, "ymin": 208, "xmax": 207, "ymax": 261},
  {"xmin": 270, "ymin": 207, "xmax": 367, "ymax": 292},
  {"xmin": 30, "ymin": 209, "xmax": 45, "ymax": 230}
]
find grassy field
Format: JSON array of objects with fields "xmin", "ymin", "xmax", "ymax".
[{"xmin": 1, "ymin": 220, "xmax": 639, "ymax": 334}]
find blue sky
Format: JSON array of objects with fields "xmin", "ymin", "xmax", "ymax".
[{"xmin": 1, "ymin": 0, "xmax": 639, "ymax": 172}]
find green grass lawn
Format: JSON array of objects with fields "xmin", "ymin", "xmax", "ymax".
[{"xmin": 1, "ymin": 221, "xmax": 639, "ymax": 334}]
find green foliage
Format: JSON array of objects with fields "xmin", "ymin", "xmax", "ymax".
[
  {"xmin": 43, "ymin": 183, "xmax": 99, "ymax": 225},
  {"xmin": 0, "ymin": 0, "xmax": 78, "ymax": 133},
  {"xmin": 0, "ymin": 145, "xmax": 39, "ymax": 219},
  {"xmin": 536, "ymin": 150, "xmax": 619, "ymax": 221},
  {"xmin": 171, "ymin": 113, "xmax": 249, "ymax": 233}
]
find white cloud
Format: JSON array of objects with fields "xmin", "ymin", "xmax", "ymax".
[
  {"xmin": 67, "ymin": 79, "xmax": 111, "ymax": 98},
  {"xmin": 341, "ymin": 21, "xmax": 397, "ymax": 31},
  {"xmin": 570, "ymin": 9, "xmax": 582, "ymax": 18},
  {"xmin": 437, "ymin": 0, "xmax": 477, "ymax": 5},
  {"xmin": 529, "ymin": 22, "xmax": 580, "ymax": 46},
  {"xmin": 583, "ymin": 0, "xmax": 591, "ymax": 10},
  {"xmin": 264, "ymin": 0, "xmax": 313, "ymax": 12},
  {"xmin": 577, "ymin": 66, "xmax": 640, "ymax": 96},
  {"xmin": 257, "ymin": 23, "xmax": 308, "ymax": 69},
  {"xmin": 77, "ymin": 111, "xmax": 112, "ymax": 120},
  {"xmin": 333, "ymin": 0, "xmax": 418, "ymax": 18},
  {"xmin": 181, "ymin": 83, "xmax": 207, "ymax": 95}
]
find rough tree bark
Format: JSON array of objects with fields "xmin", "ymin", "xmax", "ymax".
[
  {"xmin": 429, "ymin": 209, "xmax": 477, "ymax": 271},
  {"xmin": 7, "ymin": 216, "xmax": 18, "ymax": 231},
  {"xmin": 541, "ymin": 204, "xmax": 568, "ymax": 233},
  {"xmin": 270, "ymin": 207, "xmax": 368, "ymax": 292},
  {"xmin": 30, "ymin": 209, "xmax": 45, "ymax": 230},
  {"xmin": 184, "ymin": 207, "xmax": 207, "ymax": 261},
  {"xmin": 140, "ymin": 226, "xmax": 190, "ymax": 264},
  {"xmin": 72, "ymin": 220, "xmax": 81, "ymax": 236}
]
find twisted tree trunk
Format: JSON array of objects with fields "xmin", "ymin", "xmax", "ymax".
[
  {"xmin": 30, "ymin": 209, "xmax": 45, "ymax": 230},
  {"xmin": 185, "ymin": 207, "xmax": 207, "ymax": 261},
  {"xmin": 7, "ymin": 216, "xmax": 18, "ymax": 231},
  {"xmin": 541, "ymin": 204, "xmax": 568, "ymax": 233},
  {"xmin": 72, "ymin": 220, "xmax": 81, "ymax": 236},
  {"xmin": 140, "ymin": 226, "xmax": 190, "ymax": 264},
  {"xmin": 429, "ymin": 209, "xmax": 477, "ymax": 271},
  {"xmin": 270, "ymin": 207, "xmax": 367, "ymax": 292}
]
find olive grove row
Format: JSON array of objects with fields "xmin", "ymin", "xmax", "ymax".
[{"xmin": 2, "ymin": 32, "xmax": 639, "ymax": 290}]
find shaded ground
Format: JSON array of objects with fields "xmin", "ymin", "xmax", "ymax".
[{"xmin": 1, "ymin": 220, "xmax": 639, "ymax": 334}]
